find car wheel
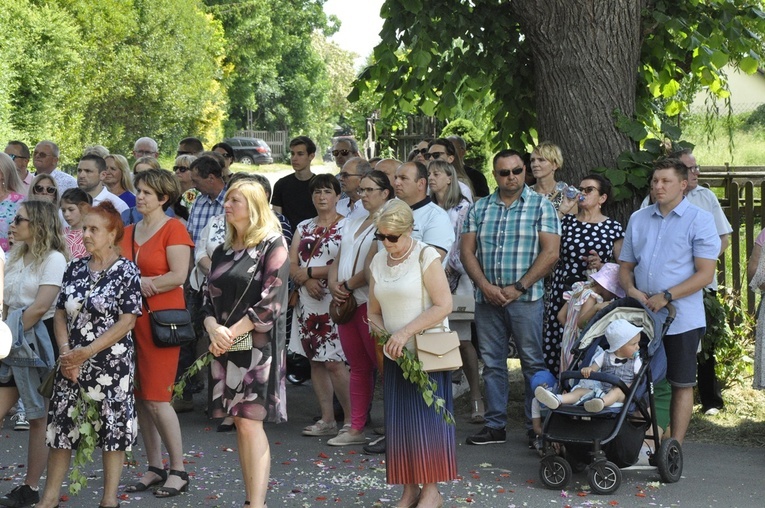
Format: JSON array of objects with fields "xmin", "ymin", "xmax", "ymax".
[{"xmin": 239, "ymin": 155, "xmax": 253, "ymax": 165}]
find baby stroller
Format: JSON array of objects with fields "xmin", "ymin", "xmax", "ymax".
[{"xmin": 538, "ymin": 297, "xmax": 683, "ymax": 494}]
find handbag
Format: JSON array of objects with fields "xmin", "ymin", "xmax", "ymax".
[
  {"xmin": 329, "ymin": 226, "xmax": 373, "ymax": 325},
  {"xmin": 38, "ymin": 364, "xmax": 57, "ymax": 398},
  {"xmin": 415, "ymin": 327, "xmax": 462, "ymax": 373},
  {"xmin": 414, "ymin": 247, "xmax": 462, "ymax": 372},
  {"xmin": 131, "ymin": 226, "xmax": 195, "ymax": 348}
]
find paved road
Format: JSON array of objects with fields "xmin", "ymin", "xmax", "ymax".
[{"xmin": 1, "ymin": 377, "xmax": 764, "ymax": 508}]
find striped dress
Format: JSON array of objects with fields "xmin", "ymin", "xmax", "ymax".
[{"xmin": 371, "ymin": 241, "xmax": 457, "ymax": 485}]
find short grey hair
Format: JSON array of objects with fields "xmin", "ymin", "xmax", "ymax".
[
  {"xmin": 333, "ymin": 136, "xmax": 359, "ymax": 154},
  {"xmin": 36, "ymin": 140, "xmax": 60, "ymax": 158},
  {"xmin": 134, "ymin": 136, "xmax": 159, "ymax": 152}
]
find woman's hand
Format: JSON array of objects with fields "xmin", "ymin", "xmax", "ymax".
[
  {"xmin": 384, "ymin": 330, "xmax": 410, "ymax": 360},
  {"xmin": 61, "ymin": 364, "xmax": 80, "ymax": 383},
  {"xmin": 582, "ymin": 250, "xmax": 603, "ymax": 271},
  {"xmin": 140, "ymin": 277, "xmax": 159, "ymax": 298},
  {"xmin": 60, "ymin": 346, "xmax": 93, "ymax": 370},
  {"xmin": 292, "ymin": 267, "xmax": 310, "ymax": 286},
  {"xmin": 329, "ymin": 280, "xmax": 350, "ymax": 303},
  {"xmin": 206, "ymin": 318, "xmax": 234, "ymax": 357},
  {"xmin": 304, "ymin": 278, "xmax": 325, "ymax": 300}
]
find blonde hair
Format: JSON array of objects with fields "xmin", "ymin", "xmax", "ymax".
[
  {"xmin": 373, "ymin": 199, "xmax": 414, "ymax": 235},
  {"xmin": 224, "ymin": 179, "xmax": 282, "ymax": 249},
  {"xmin": 132, "ymin": 156, "xmax": 161, "ymax": 173},
  {"xmin": 0, "ymin": 153, "xmax": 23, "ymax": 194},
  {"xmin": 532, "ymin": 141, "xmax": 564, "ymax": 169},
  {"xmin": 105, "ymin": 154, "xmax": 135, "ymax": 192},
  {"xmin": 28, "ymin": 174, "xmax": 59, "ymax": 203},
  {"xmin": 9, "ymin": 201, "xmax": 68, "ymax": 267}
]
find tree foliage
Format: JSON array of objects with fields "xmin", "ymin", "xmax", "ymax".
[{"xmin": 353, "ymin": 0, "xmax": 765, "ymax": 213}]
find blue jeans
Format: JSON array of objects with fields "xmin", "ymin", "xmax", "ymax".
[{"xmin": 475, "ymin": 299, "xmax": 545, "ymax": 430}]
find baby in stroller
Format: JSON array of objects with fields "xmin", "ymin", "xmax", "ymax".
[{"xmin": 535, "ymin": 319, "xmax": 642, "ymax": 413}]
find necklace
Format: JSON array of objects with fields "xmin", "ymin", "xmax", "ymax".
[{"xmin": 388, "ymin": 237, "xmax": 414, "ymax": 261}]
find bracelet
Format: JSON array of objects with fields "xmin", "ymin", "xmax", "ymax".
[
  {"xmin": 59, "ymin": 343, "xmax": 71, "ymax": 351},
  {"xmin": 343, "ymin": 281, "xmax": 352, "ymax": 292},
  {"xmin": 307, "ymin": 267, "xmax": 313, "ymax": 279}
]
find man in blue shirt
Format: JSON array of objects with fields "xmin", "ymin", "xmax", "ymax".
[
  {"xmin": 619, "ymin": 158, "xmax": 720, "ymax": 444},
  {"xmin": 461, "ymin": 149, "xmax": 560, "ymax": 446}
]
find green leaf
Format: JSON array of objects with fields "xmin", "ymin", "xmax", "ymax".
[
  {"xmin": 604, "ymin": 168, "xmax": 626, "ymax": 185},
  {"xmin": 710, "ymin": 50, "xmax": 729, "ymax": 69},
  {"xmin": 740, "ymin": 56, "xmax": 758, "ymax": 74},
  {"xmin": 661, "ymin": 79, "xmax": 681, "ymax": 99}
]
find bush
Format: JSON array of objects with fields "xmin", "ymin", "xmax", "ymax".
[
  {"xmin": 704, "ymin": 287, "xmax": 755, "ymax": 388},
  {"xmin": 440, "ymin": 118, "xmax": 490, "ymax": 173},
  {"xmin": 743, "ymin": 104, "xmax": 765, "ymax": 131}
]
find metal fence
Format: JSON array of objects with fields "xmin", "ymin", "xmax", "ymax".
[{"xmin": 235, "ymin": 130, "xmax": 289, "ymax": 160}]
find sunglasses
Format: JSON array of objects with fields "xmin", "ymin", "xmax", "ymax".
[
  {"xmin": 416, "ymin": 148, "xmax": 428, "ymax": 155},
  {"xmin": 332, "ymin": 149, "xmax": 352, "ymax": 157},
  {"xmin": 8, "ymin": 154, "xmax": 29, "ymax": 161},
  {"xmin": 578, "ymin": 185, "xmax": 599, "ymax": 194},
  {"xmin": 374, "ymin": 231, "xmax": 403, "ymax": 243},
  {"xmin": 173, "ymin": 166, "xmax": 190, "ymax": 173},
  {"xmin": 497, "ymin": 167, "xmax": 524, "ymax": 177},
  {"xmin": 12, "ymin": 215, "xmax": 30, "ymax": 225},
  {"xmin": 423, "ymin": 151, "xmax": 445, "ymax": 160},
  {"xmin": 34, "ymin": 185, "xmax": 56, "ymax": 194}
]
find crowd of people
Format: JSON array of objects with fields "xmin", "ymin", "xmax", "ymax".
[{"xmin": 0, "ymin": 131, "xmax": 755, "ymax": 508}]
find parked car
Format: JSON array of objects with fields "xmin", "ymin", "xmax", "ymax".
[{"xmin": 223, "ymin": 137, "xmax": 274, "ymax": 165}]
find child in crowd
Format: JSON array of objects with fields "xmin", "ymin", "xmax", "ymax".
[
  {"xmin": 60, "ymin": 188, "xmax": 92, "ymax": 260},
  {"xmin": 557, "ymin": 262, "xmax": 624, "ymax": 373},
  {"xmin": 535, "ymin": 319, "xmax": 643, "ymax": 413}
]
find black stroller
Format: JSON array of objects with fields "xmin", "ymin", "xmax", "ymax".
[{"xmin": 538, "ymin": 297, "xmax": 683, "ymax": 494}]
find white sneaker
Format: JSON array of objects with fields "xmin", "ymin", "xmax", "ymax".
[
  {"xmin": 534, "ymin": 386, "xmax": 561, "ymax": 410},
  {"xmin": 11, "ymin": 413, "xmax": 29, "ymax": 431},
  {"xmin": 327, "ymin": 431, "xmax": 367, "ymax": 446},
  {"xmin": 302, "ymin": 419, "xmax": 337, "ymax": 436}
]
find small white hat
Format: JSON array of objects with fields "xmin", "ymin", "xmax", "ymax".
[
  {"xmin": 605, "ymin": 319, "xmax": 642, "ymax": 353},
  {"xmin": 0, "ymin": 320, "xmax": 11, "ymax": 360}
]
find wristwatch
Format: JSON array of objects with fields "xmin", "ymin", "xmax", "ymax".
[
  {"xmin": 663, "ymin": 290, "xmax": 673, "ymax": 303},
  {"xmin": 513, "ymin": 281, "xmax": 527, "ymax": 294}
]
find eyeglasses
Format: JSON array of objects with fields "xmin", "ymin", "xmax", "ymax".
[
  {"xmin": 332, "ymin": 149, "xmax": 352, "ymax": 157},
  {"xmin": 374, "ymin": 231, "xmax": 403, "ymax": 243},
  {"xmin": 497, "ymin": 167, "xmax": 524, "ymax": 177},
  {"xmin": 173, "ymin": 166, "xmax": 190, "ymax": 173},
  {"xmin": 423, "ymin": 152, "xmax": 445, "ymax": 160},
  {"xmin": 358, "ymin": 187, "xmax": 382, "ymax": 195},
  {"xmin": 33, "ymin": 152, "xmax": 52, "ymax": 159},
  {"xmin": 134, "ymin": 150, "xmax": 155, "ymax": 157},
  {"xmin": 12, "ymin": 215, "xmax": 30, "ymax": 225},
  {"xmin": 7, "ymin": 154, "xmax": 29, "ymax": 161},
  {"xmin": 337, "ymin": 171, "xmax": 360, "ymax": 179},
  {"xmin": 578, "ymin": 186, "xmax": 599, "ymax": 194},
  {"xmin": 686, "ymin": 165, "xmax": 700, "ymax": 174},
  {"xmin": 34, "ymin": 185, "xmax": 56, "ymax": 194}
]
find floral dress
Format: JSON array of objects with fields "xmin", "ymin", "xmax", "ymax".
[
  {"xmin": 0, "ymin": 193, "xmax": 25, "ymax": 251},
  {"xmin": 46, "ymin": 257, "xmax": 142, "ymax": 451},
  {"xmin": 203, "ymin": 233, "xmax": 290, "ymax": 422},
  {"xmin": 289, "ymin": 217, "xmax": 346, "ymax": 362}
]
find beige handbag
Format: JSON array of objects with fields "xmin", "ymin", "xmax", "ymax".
[
  {"xmin": 415, "ymin": 327, "xmax": 462, "ymax": 373},
  {"xmin": 414, "ymin": 247, "xmax": 462, "ymax": 373}
]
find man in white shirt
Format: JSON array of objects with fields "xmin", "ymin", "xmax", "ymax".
[
  {"xmin": 336, "ymin": 157, "xmax": 371, "ymax": 221},
  {"xmin": 33, "ymin": 140, "xmax": 77, "ymax": 192},
  {"xmin": 77, "ymin": 154, "xmax": 128, "ymax": 213}
]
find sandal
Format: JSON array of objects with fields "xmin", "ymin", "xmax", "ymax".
[
  {"xmin": 124, "ymin": 466, "xmax": 166, "ymax": 492},
  {"xmin": 154, "ymin": 470, "xmax": 189, "ymax": 498}
]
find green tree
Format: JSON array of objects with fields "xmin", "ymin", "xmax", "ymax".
[{"xmin": 355, "ymin": 0, "xmax": 765, "ymax": 220}]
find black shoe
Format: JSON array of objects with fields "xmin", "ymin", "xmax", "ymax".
[
  {"xmin": 527, "ymin": 429, "xmax": 537, "ymax": 449},
  {"xmin": 466, "ymin": 426, "xmax": 506, "ymax": 445},
  {"xmin": 363, "ymin": 435, "xmax": 386, "ymax": 455},
  {"xmin": 0, "ymin": 485, "xmax": 40, "ymax": 507}
]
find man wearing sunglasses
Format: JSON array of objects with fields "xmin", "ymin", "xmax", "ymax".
[
  {"xmin": 4, "ymin": 141, "xmax": 33, "ymax": 195},
  {"xmin": 461, "ymin": 149, "xmax": 560, "ymax": 447},
  {"xmin": 76, "ymin": 154, "xmax": 129, "ymax": 213},
  {"xmin": 331, "ymin": 137, "xmax": 360, "ymax": 170},
  {"xmin": 393, "ymin": 161, "xmax": 453, "ymax": 259},
  {"xmin": 32, "ymin": 140, "xmax": 77, "ymax": 192},
  {"xmin": 336, "ymin": 158, "xmax": 372, "ymax": 221}
]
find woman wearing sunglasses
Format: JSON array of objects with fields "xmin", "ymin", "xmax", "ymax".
[
  {"xmin": 327, "ymin": 170, "xmax": 394, "ymax": 446},
  {"xmin": 28, "ymin": 174, "xmax": 59, "ymax": 204},
  {"xmin": 0, "ymin": 200, "xmax": 67, "ymax": 507},
  {"xmin": 0, "ymin": 153, "xmax": 25, "ymax": 252},
  {"xmin": 368, "ymin": 199, "xmax": 455, "ymax": 508},
  {"xmin": 543, "ymin": 173, "xmax": 624, "ymax": 376}
]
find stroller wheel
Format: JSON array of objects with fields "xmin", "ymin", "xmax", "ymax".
[
  {"xmin": 539, "ymin": 456, "xmax": 572, "ymax": 489},
  {"xmin": 287, "ymin": 373, "xmax": 308, "ymax": 385},
  {"xmin": 656, "ymin": 438, "xmax": 683, "ymax": 483},
  {"xmin": 587, "ymin": 460, "xmax": 621, "ymax": 494}
]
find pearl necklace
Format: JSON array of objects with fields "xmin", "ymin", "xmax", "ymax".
[{"xmin": 388, "ymin": 237, "xmax": 414, "ymax": 261}]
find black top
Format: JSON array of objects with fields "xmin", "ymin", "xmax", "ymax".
[
  {"xmin": 271, "ymin": 173, "xmax": 317, "ymax": 231},
  {"xmin": 465, "ymin": 165, "xmax": 490, "ymax": 198}
]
